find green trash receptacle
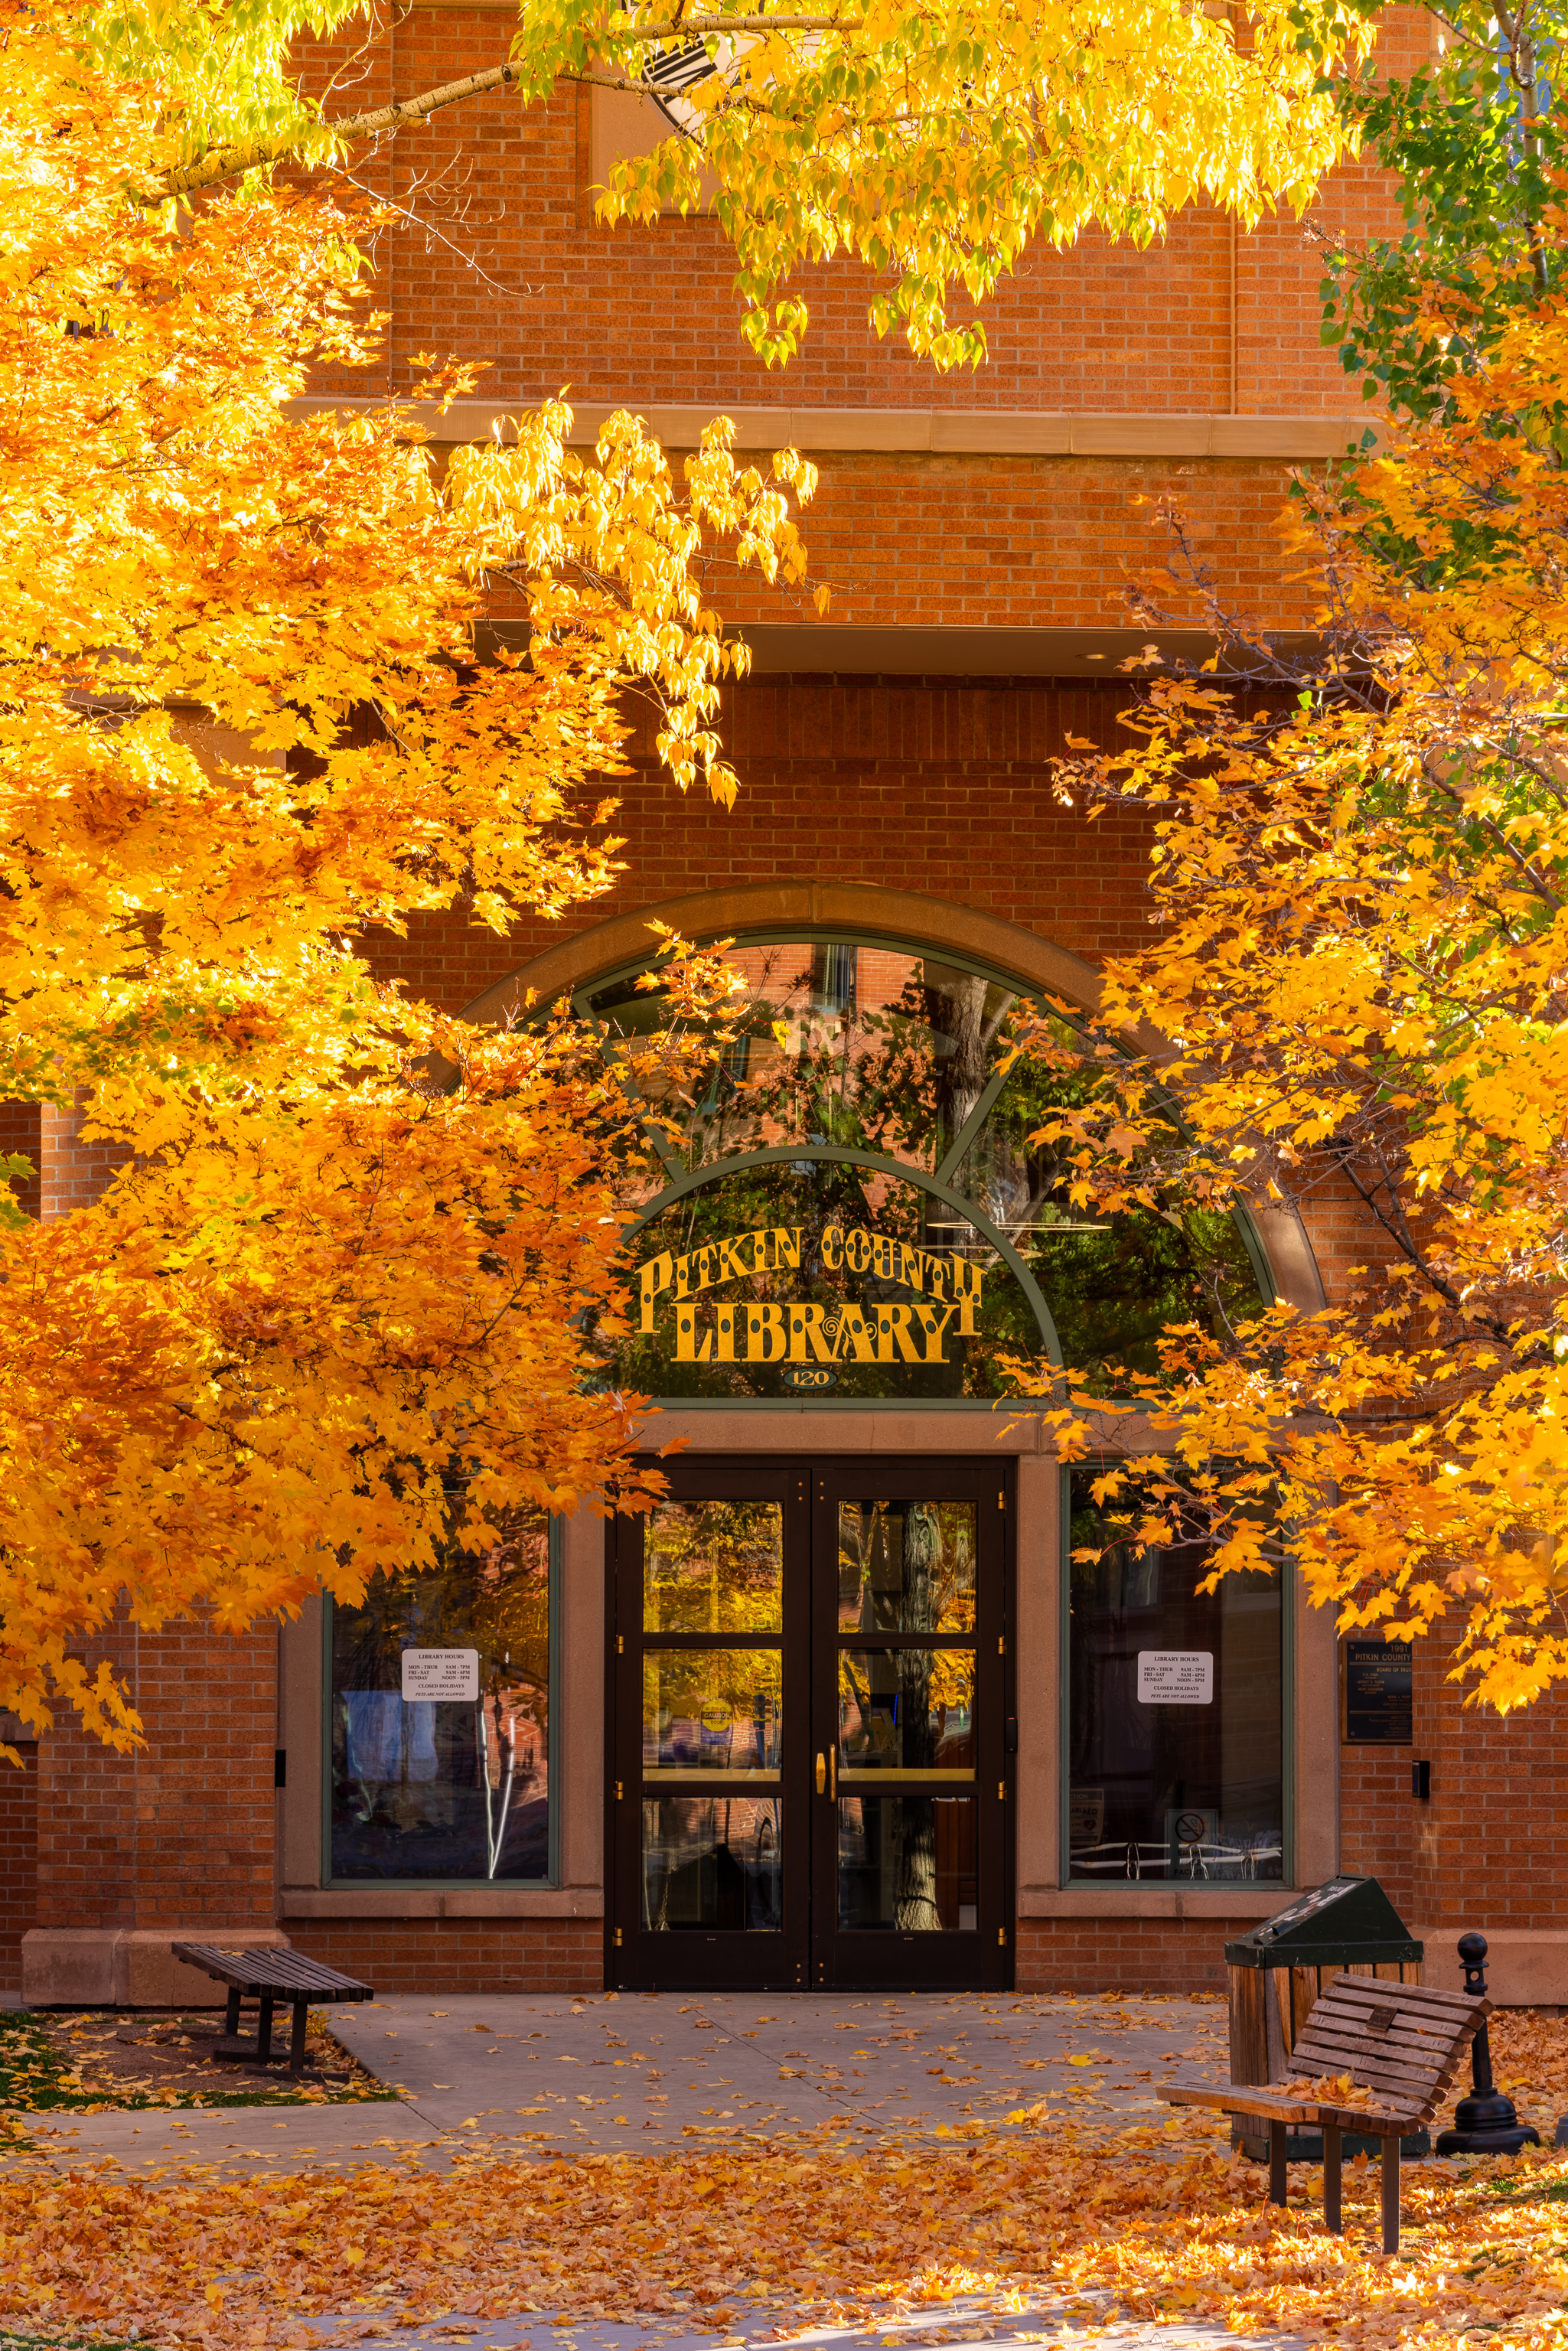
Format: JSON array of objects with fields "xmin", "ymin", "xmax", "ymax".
[{"xmin": 1225, "ymin": 1875, "xmax": 1427, "ymax": 2161}]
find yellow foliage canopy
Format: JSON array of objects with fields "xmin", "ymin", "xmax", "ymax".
[
  {"xmin": 1011, "ymin": 276, "xmax": 1568, "ymax": 1714},
  {"xmin": 0, "ymin": 3, "xmax": 817, "ymax": 1754},
  {"xmin": 111, "ymin": 0, "xmax": 1374, "ymax": 370}
]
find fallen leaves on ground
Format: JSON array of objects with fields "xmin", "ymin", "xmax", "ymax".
[
  {"xmin": 5, "ymin": 2123, "xmax": 1568, "ymax": 2350},
  {"xmin": 0, "ymin": 2011, "xmax": 390, "ymax": 2113}
]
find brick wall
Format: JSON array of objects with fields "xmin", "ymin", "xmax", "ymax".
[
  {"xmin": 1339, "ymin": 1743, "xmax": 1413, "ymax": 1914},
  {"xmin": 360, "ymin": 677, "xmax": 1168, "ymax": 1016},
  {"xmin": 0, "ymin": 1741, "xmax": 38, "ymax": 1995},
  {"xmin": 700, "ymin": 457, "xmax": 1320, "ymax": 633},
  {"xmin": 1016, "ymin": 1918, "xmax": 1241, "ymax": 1994},
  {"xmin": 288, "ymin": 1918, "xmax": 602, "ymax": 1994},
  {"xmin": 298, "ymin": 8, "xmax": 1428, "ymax": 419},
  {"xmin": 38, "ymin": 1097, "xmax": 130, "ymax": 1220},
  {"xmin": 1410, "ymin": 1632, "xmax": 1568, "ymax": 1931},
  {"xmin": 34, "ymin": 1615, "xmax": 276, "ymax": 1935}
]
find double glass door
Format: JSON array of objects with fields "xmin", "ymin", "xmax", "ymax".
[{"xmin": 607, "ymin": 1458, "xmax": 1014, "ymax": 1990}]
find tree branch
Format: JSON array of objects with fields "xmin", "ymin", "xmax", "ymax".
[{"xmin": 148, "ymin": 14, "xmax": 861, "ymax": 199}]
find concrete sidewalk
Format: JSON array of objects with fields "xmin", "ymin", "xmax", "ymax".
[
  {"xmin": 295, "ymin": 2296, "xmax": 1304, "ymax": 2351},
  {"xmin": 5, "ymin": 1990, "xmax": 1231, "ymax": 2173}
]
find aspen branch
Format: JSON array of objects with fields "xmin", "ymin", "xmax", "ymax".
[{"xmin": 147, "ymin": 14, "xmax": 861, "ymax": 199}]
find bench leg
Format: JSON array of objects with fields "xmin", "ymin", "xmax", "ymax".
[
  {"xmin": 256, "ymin": 1994, "xmax": 275, "ymax": 2066},
  {"xmin": 1269, "ymin": 2121, "xmax": 1287, "ymax": 2206},
  {"xmin": 288, "ymin": 1998, "xmax": 309, "ymax": 2075},
  {"xmin": 1322, "ymin": 2124, "xmax": 1342, "ymax": 2234},
  {"xmin": 1381, "ymin": 2134, "xmax": 1400, "ymax": 2255},
  {"xmin": 224, "ymin": 1987, "xmax": 241, "ymax": 2038}
]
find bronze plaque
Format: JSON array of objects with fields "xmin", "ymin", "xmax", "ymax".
[{"xmin": 1343, "ymin": 1640, "xmax": 1413, "ymax": 1745}]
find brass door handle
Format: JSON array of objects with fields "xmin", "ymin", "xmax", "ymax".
[
  {"xmin": 815, "ymin": 1752, "xmax": 826, "ymax": 1795},
  {"xmin": 830, "ymin": 1747, "xmax": 837, "ymax": 1798}
]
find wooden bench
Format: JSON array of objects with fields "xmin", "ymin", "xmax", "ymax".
[
  {"xmin": 171, "ymin": 1944, "xmax": 374, "ymax": 2076},
  {"xmin": 1159, "ymin": 1972, "xmax": 1491, "ymax": 2252}
]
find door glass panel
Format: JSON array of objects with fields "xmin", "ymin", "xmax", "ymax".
[
  {"xmin": 644, "ymin": 1499, "xmax": 784, "ymax": 1632},
  {"xmin": 837, "ymin": 1500, "xmax": 976, "ymax": 1632},
  {"xmin": 838, "ymin": 1649, "xmax": 975, "ymax": 1777},
  {"xmin": 643, "ymin": 1796, "xmax": 783, "ymax": 1929},
  {"xmin": 641, "ymin": 1649, "xmax": 782, "ymax": 1779},
  {"xmin": 837, "ymin": 1795, "xmax": 978, "ymax": 1931}
]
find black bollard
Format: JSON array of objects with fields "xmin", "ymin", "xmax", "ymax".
[{"xmin": 1435, "ymin": 1932, "xmax": 1541, "ymax": 2157}]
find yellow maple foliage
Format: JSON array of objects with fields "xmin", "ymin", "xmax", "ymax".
[
  {"xmin": 1007, "ymin": 258, "xmax": 1568, "ymax": 1714},
  {"xmin": 0, "ymin": 1, "xmax": 816, "ymax": 1756},
  {"xmin": 103, "ymin": 0, "xmax": 1377, "ymax": 371}
]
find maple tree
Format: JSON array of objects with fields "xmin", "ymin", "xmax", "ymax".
[
  {"xmin": 0, "ymin": 0, "xmax": 1393, "ymax": 1757},
  {"xmin": 1007, "ymin": 233, "xmax": 1568, "ymax": 1713},
  {"xmin": 0, "ymin": 0, "xmax": 813, "ymax": 1756}
]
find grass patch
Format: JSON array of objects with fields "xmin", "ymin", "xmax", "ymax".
[{"xmin": 0, "ymin": 2011, "xmax": 395, "ymax": 2112}]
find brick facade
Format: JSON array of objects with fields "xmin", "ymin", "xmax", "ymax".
[
  {"xmin": 1016, "ymin": 1920, "xmax": 1238, "ymax": 1996},
  {"xmin": 13, "ymin": 5, "xmax": 1558, "ymax": 2008},
  {"xmin": 32, "ymin": 1616, "xmax": 276, "ymax": 1936},
  {"xmin": 287, "ymin": 1919, "xmax": 601, "ymax": 1994},
  {"xmin": 0, "ymin": 1737, "xmax": 38, "ymax": 1997}
]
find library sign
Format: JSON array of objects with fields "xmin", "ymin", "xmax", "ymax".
[{"xmin": 638, "ymin": 1221, "xmax": 986, "ymax": 1385}]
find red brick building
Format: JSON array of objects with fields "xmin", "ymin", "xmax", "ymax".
[{"xmin": 9, "ymin": 5, "xmax": 1553, "ymax": 2011}]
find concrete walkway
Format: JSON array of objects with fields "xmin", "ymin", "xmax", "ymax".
[{"xmin": 5, "ymin": 1989, "xmax": 1231, "ymax": 2173}]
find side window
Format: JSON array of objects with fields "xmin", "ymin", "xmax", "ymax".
[{"xmin": 327, "ymin": 1511, "xmax": 555, "ymax": 1883}]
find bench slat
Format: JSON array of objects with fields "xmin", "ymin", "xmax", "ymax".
[
  {"xmin": 1161, "ymin": 2079, "xmax": 1428, "ymax": 2133},
  {"xmin": 1289, "ymin": 2033, "xmax": 1452, "ymax": 2084},
  {"xmin": 1321, "ymin": 1976, "xmax": 1491, "ymax": 2019},
  {"xmin": 1159, "ymin": 2085, "xmax": 1318, "ymax": 2123},
  {"xmin": 1289, "ymin": 2051, "xmax": 1458, "ymax": 2100},
  {"xmin": 171, "ymin": 1943, "xmax": 373, "ymax": 2001}
]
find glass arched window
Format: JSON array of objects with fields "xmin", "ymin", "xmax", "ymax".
[{"xmin": 572, "ymin": 929, "xmax": 1270, "ymax": 1404}]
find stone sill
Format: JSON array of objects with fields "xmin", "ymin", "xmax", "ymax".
[
  {"xmin": 286, "ymin": 396, "xmax": 1381, "ymax": 462},
  {"xmin": 1019, "ymin": 1886, "xmax": 1296, "ymax": 1921},
  {"xmin": 282, "ymin": 1886, "xmax": 604, "ymax": 1921}
]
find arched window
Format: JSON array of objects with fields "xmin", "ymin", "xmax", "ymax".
[{"xmin": 560, "ymin": 926, "xmax": 1270, "ymax": 1404}]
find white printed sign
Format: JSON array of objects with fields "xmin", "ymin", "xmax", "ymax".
[
  {"xmin": 1136, "ymin": 1650, "xmax": 1213, "ymax": 1705},
  {"xmin": 400, "ymin": 1648, "xmax": 480, "ymax": 1703}
]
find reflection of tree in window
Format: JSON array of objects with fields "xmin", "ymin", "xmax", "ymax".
[
  {"xmin": 582, "ymin": 933, "xmax": 1269, "ymax": 1394},
  {"xmin": 836, "ymin": 1502, "xmax": 974, "ymax": 1929},
  {"xmin": 330, "ymin": 1510, "xmax": 549, "ymax": 1883}
]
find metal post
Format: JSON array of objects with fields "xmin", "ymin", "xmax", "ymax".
[{"xmin": 1435, "ymin": 1933, "xmax": 1540, "ymax": 2157}]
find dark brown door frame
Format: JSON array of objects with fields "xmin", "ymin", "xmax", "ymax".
[{"xmin": 605, "ymin": 1453, "xmax": 1016, "ymax": 1993}]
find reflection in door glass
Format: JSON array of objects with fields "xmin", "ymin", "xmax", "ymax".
[
  {"xmin": 643, "ymin": 1797, "xmax": 783, "ymax": 1929},
  {"xmin": 838, "ymin": 1795, "xmax": 977, "ymax": 1930},
  {"xmin": 644, "ymin": 1500, "xmax": 784, "ymax": 1632},
  {"xmin": 837, "ymin": 1650, "xmax": 975, "ymax": 1776},
  {"xmin": 642, "ymin": 1650, "xmax": 782, "ymax": 1778},
  {"xmin": 837, "ymin": 1502, "xmax": 976, "ymax": 1632}
]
